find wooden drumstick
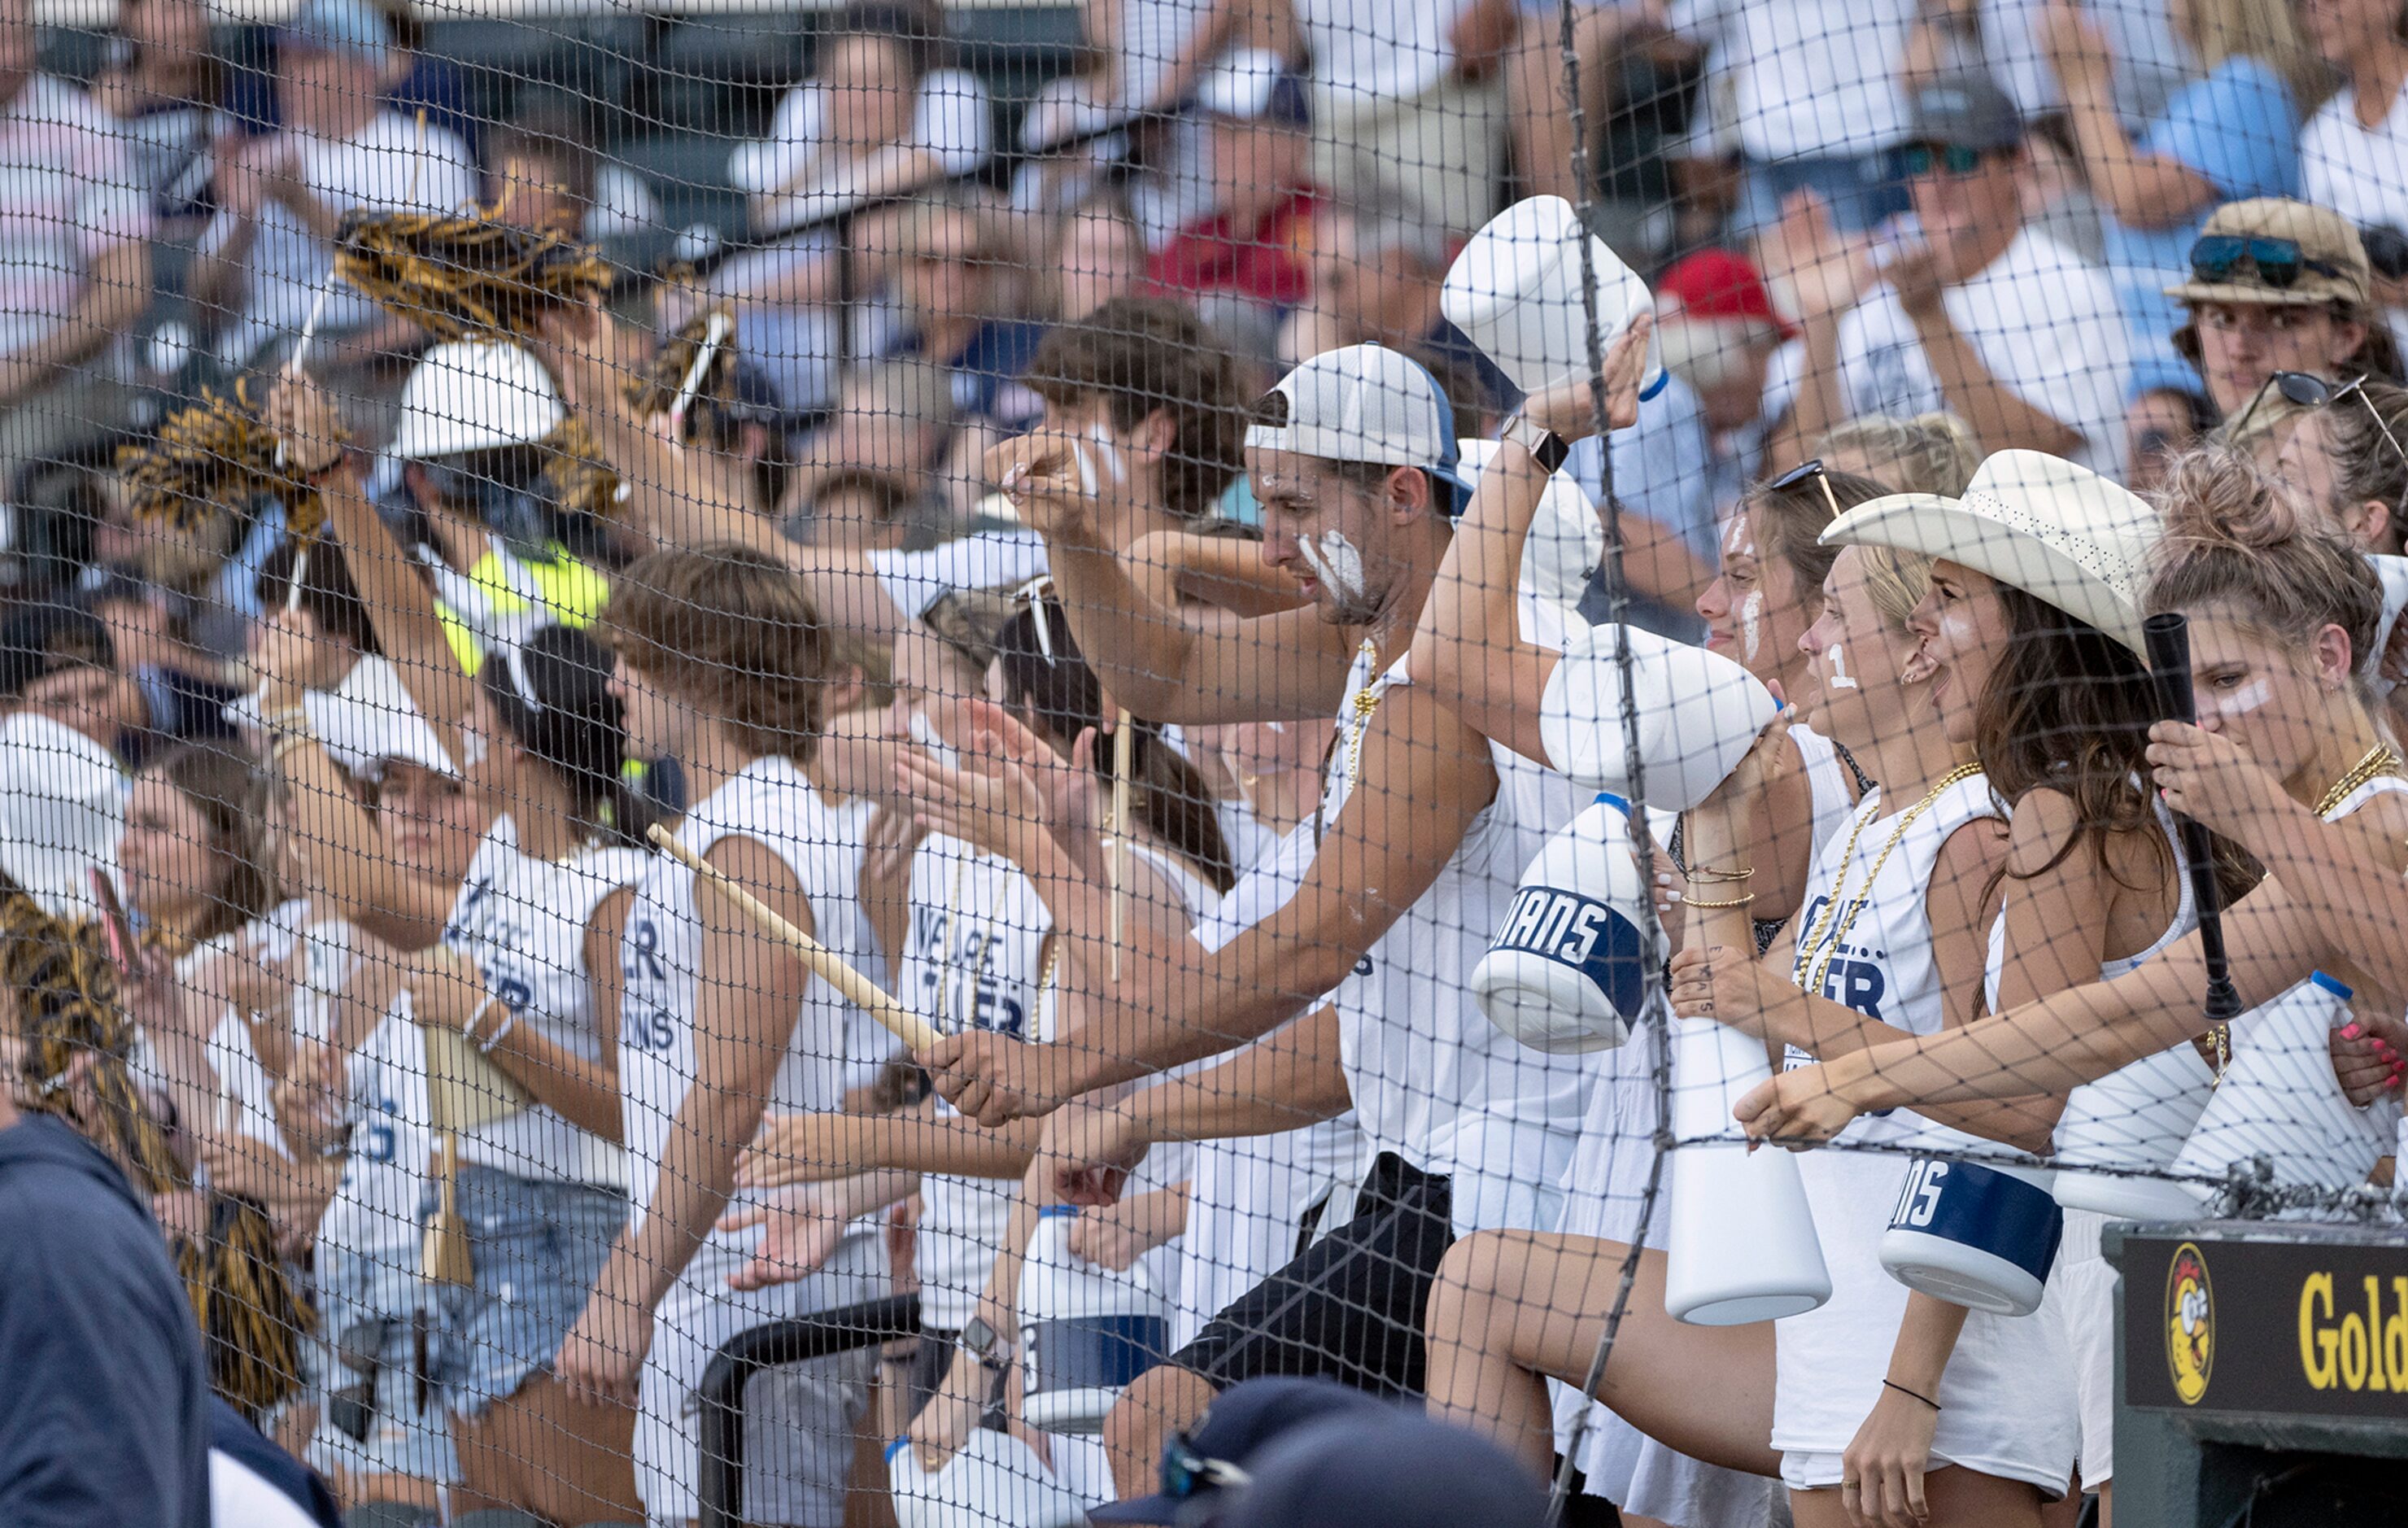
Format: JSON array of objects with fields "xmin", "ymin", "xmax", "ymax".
[
  {"xmin": 1109, "ymin": 709, "xmax": 1133, "ymax": 980},
  {"xmin": 648, "ymin": 825, "xmax": 942, "ymax": 1051}
]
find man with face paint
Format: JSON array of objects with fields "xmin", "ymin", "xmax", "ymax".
[{"xmin": 922, "ymin": 343, "xmax": 1597, "ymax": 1491}]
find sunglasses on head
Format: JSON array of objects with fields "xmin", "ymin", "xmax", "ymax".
[
  {"xmin": 2266, "ymin": 371, "xmax": 2408, "ymax": 520},
  {"xmin": 2188, "ymin": 235, "xmax": 2345, "ymax": 292},
  {"xmin": 1769, "ymin": 458, "xmax": 1846, "ymax": 521},
  {"xmin": 1902, "ymin": 143, "xmax": 1987, "ymax": 177},
  {"xmin": 1159, "ymin": 1430, "xmax": 1251, "ymax": 1502}
]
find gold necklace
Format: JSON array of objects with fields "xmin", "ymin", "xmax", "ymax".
[
  {"xmin": 1791, "ymin": 762, "xmax": 1986, "ymax": 1001},
  {"xmin": 2313, "ymin": 743, "xmax": 2401, "ymax": 819},
  {"xmin": 1343, "ymin": 639, "xmax": 1385, "ymax": 792}
]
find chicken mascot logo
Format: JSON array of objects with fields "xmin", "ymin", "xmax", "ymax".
[{"xmin": 2165, "ymin": 1241, "xmax": 2214, "ymax": 1405}]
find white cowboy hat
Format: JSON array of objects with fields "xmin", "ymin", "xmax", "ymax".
[
  {"xmin": 1821, "ymin": 449, "xmax": 2161, "ymax": 654},
  {"xmin": 0, "ymin": 713, "xmax": 124, "ymax": 919},
  {"xmin": 1539, "ymin": 622, "xmax": 1779, "ymax": 812}
]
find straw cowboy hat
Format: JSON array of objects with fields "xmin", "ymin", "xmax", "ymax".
[{"xmin": 1821, "ymin": 449, "xmax": 2161, "ymax": 654}]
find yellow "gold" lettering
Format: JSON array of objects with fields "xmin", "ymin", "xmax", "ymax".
[
  {"xmin": 2299, "ymin": 1271, "xmax": 2408, "ymax": 1391},
  {"xmin": 2301, "ymin": 1273, "xmax": 2338, "ymax": 1390}
]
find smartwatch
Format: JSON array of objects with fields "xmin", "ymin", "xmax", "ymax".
[
  {"xmin": 959, "ymin": 1314, "xmax": 1010, "ymax": 1372},
  {"xmin": 1503, "ymin": 413, "xmax": 1571, "ymax": 475}
]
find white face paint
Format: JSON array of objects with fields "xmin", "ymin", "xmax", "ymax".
[
  {"xmin": 1826, "ymin": 641, "xmax": 1859, "ymax": 691},
  {"xmin": 1739, "ymin": 589, "xmax": 1765, "ymax": 664},
  {"xmin": 2208, "ymin": 676, "xmax": 2274, "ymax": 720},
  {"xmin": 1298, "ymin": 529, "xmax": 1369, "ymax": 606},
  {"xmin": 1084, "ymin": 419, "xmax": 1128, "ymax": 486}
]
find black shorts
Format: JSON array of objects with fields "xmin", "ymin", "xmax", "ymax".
[{"xmin": 1170, "ymin": 1152, "xmax": 1455, "ymax": 1399}]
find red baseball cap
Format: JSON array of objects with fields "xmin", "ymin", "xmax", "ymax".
[{"xmin": 1656, "ymin": 248, "xmax": 1798, "ymax": 342}]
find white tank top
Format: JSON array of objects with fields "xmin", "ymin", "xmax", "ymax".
[
  {"xmin": 898, "ymin": 832, "xmax": 1053, "ymax": 1333},
  {"xmin": 290, "ymin": 917, "xmax": 432, "ymax": 1268},
  {"xmin": 1316, "ymin": 644, "xmax": 1591, "ymax": 1235},
  {"xmin": 618, "ymin": 756, "xmax": 866, "ymax": 1235},
  {"xmin": 1791, "ymin": 724, "xmax": 1865, "ymax": 858},
  {"xmin": 1774, "ymin": 770, "xmax": 2077, "ymax": 1479},
  {"xmin": 1981, "ymin": 794, "xmax": 2196, "ymax": 1015},
  {"xmin": 443, "ymin": 814, "xmax": 645, "ymax": 1188},
  {"xmin": 824, "ymin": 794, "xmax": 905, "ymax": 1097},
  {"xmin": 1173, "ymin": 823, "xmax": 1375, "ymax": 1347}
]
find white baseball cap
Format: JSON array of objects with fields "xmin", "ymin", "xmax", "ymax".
[
  {"xmin": 0, "ymin": 713, "xmax": 124, "ymax": 919},
  {"xmin": 389, "ymin": 340, "xmax": 565, "ymax": 462},
  {"xmin": 303, "ymin": 657, "xmax": 457, "ymax": 780},
  {"xmin": 1246, "ymin": 345, "xmax": 1474, "ymax": 515}
]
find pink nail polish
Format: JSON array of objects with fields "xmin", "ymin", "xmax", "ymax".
[{"xmin": 2342, "ymin": 1024, "xmax": 2364, "ymax": 1040}]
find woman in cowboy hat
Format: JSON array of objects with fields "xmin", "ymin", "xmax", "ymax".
[{"xmin": 1742, "ymin": 447, "xmax": 2408, "ymax": 1148}]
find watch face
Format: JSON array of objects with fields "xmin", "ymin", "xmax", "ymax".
[{"xmin": 961, "ymin": 1316, "xmax": 1001, "ymax": 1359}]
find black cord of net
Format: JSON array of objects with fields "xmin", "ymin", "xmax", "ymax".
[{"xmin": 1546, "ymin": 7, "xmax": 1672, "ymax": 1525}]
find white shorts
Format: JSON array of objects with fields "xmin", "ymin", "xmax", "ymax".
[
  {"xmin": 2049, "ymin": 1209, "xmax": 2118, "ymax": 1487},
  {"xmin": 634, "ymin": 1236, "xmax": 884, "ymax": 1526}
]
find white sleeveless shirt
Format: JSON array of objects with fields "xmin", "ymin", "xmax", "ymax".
[
  {"xmin": 898, "ymin": 832, "xmax": 1053, "ymax": 1334},
  {"xmin": 289, "ymin": 918, "xmax": 432, "ymax": 1268},
  {"xmin": 618, "ymin": 757, "xmax": 867, "ymax": 1238},
  {"xmin": 1317, "ymin": 644, "xmax": 1590, "ymax": 1235},
  {"xmin": 443, "ymin": 814, "xmax": 645, "ymax": 1188},
  {"xmin": 1774, "ymin": 770, "xmax": 2082, "ymax": 1491}
]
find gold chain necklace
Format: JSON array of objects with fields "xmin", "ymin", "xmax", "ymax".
[
  {"xmin": 2313, "ymin": 744, "xmax": 2402, "ymax": 819},
  {"xmin": 1791, "ymin": 762, "xmax": 1986, "ymax": 1001},
  {"xmin": 1313, "ymin": 640, "xmax": 1389, "ymax": 846}
]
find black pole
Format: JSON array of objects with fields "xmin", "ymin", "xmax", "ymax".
[{"xmin": 2142, "ymin": 612, "xmax": 2244, "ymax": 1024}]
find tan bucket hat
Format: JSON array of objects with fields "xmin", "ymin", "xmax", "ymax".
[{"xmin": 2165, "ymin": 199, "xmax": 2371, "ymax": 310}]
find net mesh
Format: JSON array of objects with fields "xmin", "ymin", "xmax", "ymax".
[{"xmin": 4, "ymin": 0, "xmax": 2406, "ymax": 1524}]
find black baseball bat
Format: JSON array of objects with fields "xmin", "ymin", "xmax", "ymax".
[{"xmin": 2143, "ymin": 612, "xmax": 2244, "ymax": 1024}]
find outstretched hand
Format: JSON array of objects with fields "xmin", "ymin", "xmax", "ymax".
[{"xmin": 1521, "ymin": 311, "xmax": 1656, "ymax": 441}]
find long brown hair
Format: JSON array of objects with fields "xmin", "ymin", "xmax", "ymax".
[
  {"xmin": 1747, "ymin": 464, "xmax": 1893, "ymax": 618},
  {"xmin": 150, "ymin": 742, "xmax": 281, "ymax": 947},
  {"xmin": 1973, "ymin": 588, "xmax": 2167, "ymax": 893},
  {"xmin": 993, "ymin": 598, "xmax": 1237, "ymax": 894}
]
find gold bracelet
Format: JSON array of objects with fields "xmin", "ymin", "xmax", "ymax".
[
  {"xmin": 1683, "ymin": 864, "xmax": 1756, "ymax": 884},
  {"xmin": 261, "ymin": 705, "xmax": 308, "ymax": 733},
  {"xmin": 1682, "ymin": 892, "xmax": 1757, "ymax": 910},
  {"xmin": 269, "ymin": 732, "xmax": 313, "ymax": 764}
]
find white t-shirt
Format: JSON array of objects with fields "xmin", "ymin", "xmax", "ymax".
[
  {"xmin": 895, "ymin": 834, "xmax": 1053, "ymax": 1333},
  {"xmin": 1835, "ymin": 226, "xmax": 2131, "ymax": 475},
  {"xmin": 1668, "ymin": 0, "xmax": 1916, "ymax": 161},
  {"xmin": 1293, "ymin": 0, "xmax": 1479, "ymax": 110},
  {"xmin": 618, "ymin": 756, "xmax": 866, "ymax": 1241},
  {"xmin": 0, "ymin": 73, "xmax": 151, "ymax": 358},
  {"xmin": 730, "ymin": 68, "xmax": 992, "ymax": 212},
  {"xmin": 200, "ymin": 111, "xmax": 478, "ymax": 369},
  {"xmin": 442, "ymin": 815, "xmax": 645, "ymax": 1188},
  {"xmin": 1313, "ymin": 644, "xmax": 1591, "ymax": 1235},
  {"xmin": 2302, "ymin": 80, "xmax": 2408, "ymax": 236}
]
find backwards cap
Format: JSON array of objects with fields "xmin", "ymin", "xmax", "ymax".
[{"xmin": 1246, "ymin": 345, "xmax": 1474, "ymax": 516}]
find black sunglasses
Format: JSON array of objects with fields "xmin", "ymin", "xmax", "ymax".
[
  {"xmin": 1902, "ymin": 142, "xmax": 1986, "ymax": 177},
  {"xmin": 2189, "ymin": 234, "xmax": 2345, "ymax": 292},
  {"xmin": 1769, "ymin": 458, "xmax": 1846, "ymax": 521},
  {"xmin": 1160, "ymin": 1430, "xmax": 1252, "ymax": 1500},
  {"xmin": 2262, "ymin": 371, "xmax": 2408, "ymax": 522}
]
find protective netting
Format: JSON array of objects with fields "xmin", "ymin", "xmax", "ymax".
[{"xmin": 5, "ymin": 2, "xmax": 2408, "ymax": 1526}]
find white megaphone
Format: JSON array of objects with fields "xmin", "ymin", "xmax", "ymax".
[
  {"xmin": 1539, "ymin": 623, "xmax": 1781, "ymax": 812},
  {"xmin": 1016, "ymin": 1207, "xmax": 1171, "ymax": 1434},
  {"xmin": 887, "ymin": 1430, "xmax": 1088, "ymax": 1528},
  {"xmin": 1443, "ymin": 194, "xmax": 1669, "ymax": 401},
  {"xmin": 1664, "ymin": 1021, "xmax": 1831, "ymax": 1324},
  {"xmin": 2052, "ymin": 1043, "xmax": 2218, "ymax": 1220},
  {"xmin": 1473, "ymin": 794, "xmax": 1662, "ymax": 1054},
  {"xmin": 2174, "ymin": 973, "xmax": 2401, "ymax": 1207},
  {"xmin": 1878, "ymin": 1126, "xmax": 2061, "ymax": 1316}
]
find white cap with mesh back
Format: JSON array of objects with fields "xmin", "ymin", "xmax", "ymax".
[
  {"xmin": 389, "ymin": 340, "xmax": 565, "ymax": 462},
  {"xmin": 305, "ymin": 656, "xmax": 457, "ymax": 779},
  {"xmin": 1246, "ymin": 344, "xmax": 1474, "ymax": 515},
  {"xmin": 0, "ymin": 714, "xmax": 124, "ymax": 919}
]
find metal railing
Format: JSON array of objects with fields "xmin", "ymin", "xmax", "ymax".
[{"xmin": 696, "ymin": 1294, "xmax": 923, "ymax": 1528}]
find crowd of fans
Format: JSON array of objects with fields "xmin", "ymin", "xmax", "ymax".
[{"xmin": 7, "ymin": 2, "xmax": 2408, "ymax": 1527}]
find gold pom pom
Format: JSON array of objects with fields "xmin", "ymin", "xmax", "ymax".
[
  {"xmin": 117, "ymin": 383, "xmax": 338, "ymax": 547},
  {"xmin": 539, "ymin": 413, "xmax": 626, "ymax": 523},
  {"xmin": 336, "ymin": 208, "xmax": 612, "ymax": 344},
  {"xmin": 625, "ymin": 303, "xmax": 740, "ymax": 427}
]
